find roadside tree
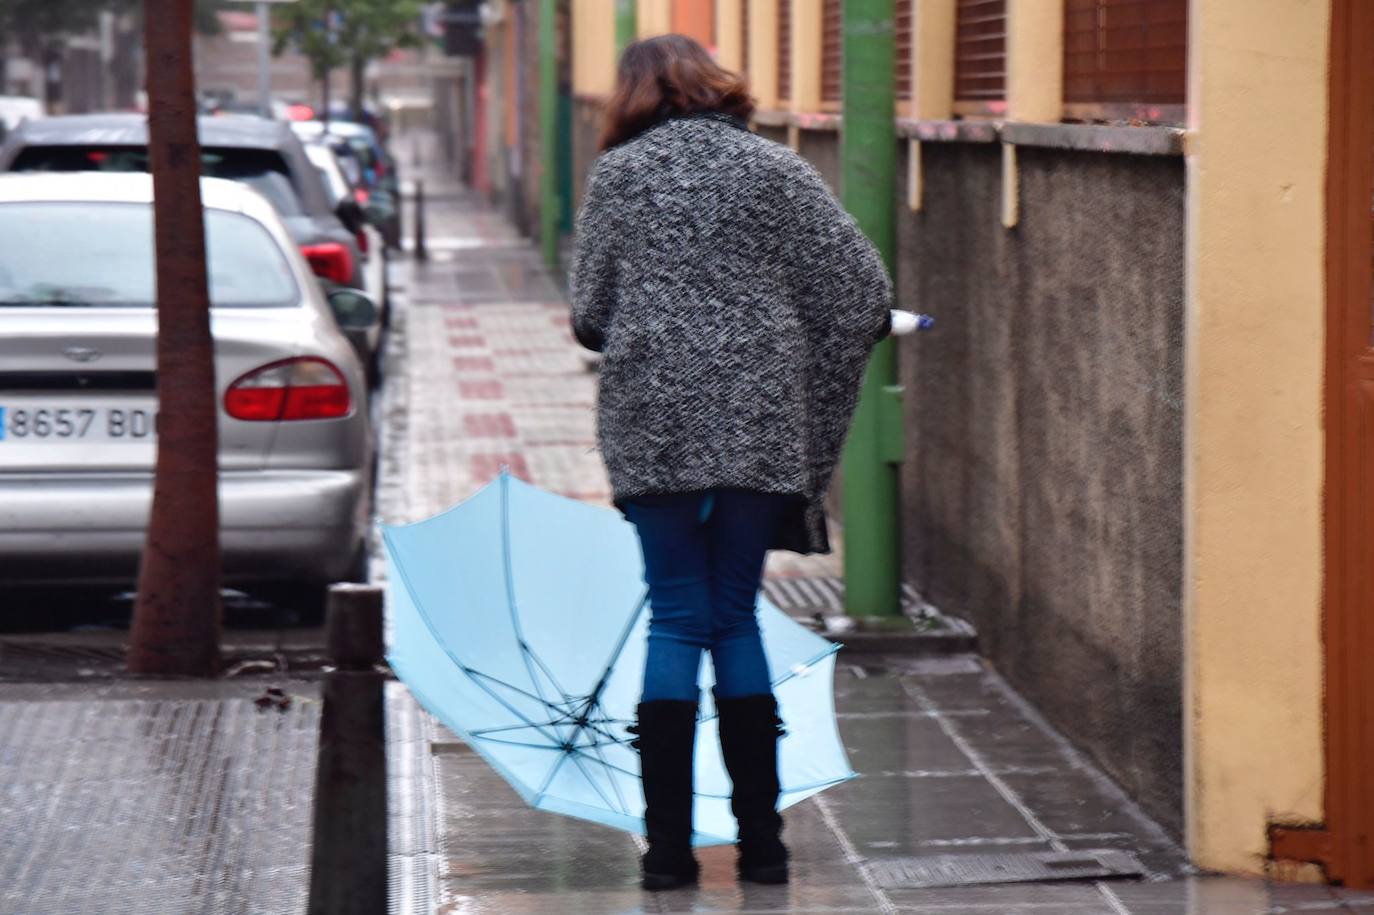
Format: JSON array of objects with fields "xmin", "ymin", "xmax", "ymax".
[{"xmin": 127, "ymin": 0, "xmax": 222, "ymax": 676}]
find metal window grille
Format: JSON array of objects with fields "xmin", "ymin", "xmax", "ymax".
[
  {"xmin": 1063, "ymin": 0, "xmax": 1187, "ymax": 122},
  {"xmin": 778, "ymin": 0, "xmax": 792, "ymax": 103},
  {"xmin": 821, "ymin": 0, "xmax": 843, "ymax": 103},
  {"xmin": 896, "ymin": 0, "xmax": 914, "ymax": 100},
  {"xmin": 954, "ymin": 0, "xmax": 1007, "ymax": 103}
]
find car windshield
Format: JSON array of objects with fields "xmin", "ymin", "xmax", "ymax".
[
  {"xmin": 0, "ymin": 202, "xmax": 299, "ymax": 308},
  {"xmin": 9, "ymin": 145, "xmax": 305, "ymax": 216}
]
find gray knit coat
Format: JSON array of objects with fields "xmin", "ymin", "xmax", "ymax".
[{"xmin": 569, "ymin": 113, "xmax": 893, "ymax": 554}]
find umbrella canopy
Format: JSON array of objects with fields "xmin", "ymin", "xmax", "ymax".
[{"xmin": 382, "ymin": 472, "xmax": 855, "ymax": 846}]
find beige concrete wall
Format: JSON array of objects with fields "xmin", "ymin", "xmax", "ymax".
[
  {"xmin": 572, "ymin": 0, "xmax": 618, "ymax": 97},
  {"xmin": 1184, "ymin": 0, "xmax": 1328, "ymax": 875}
]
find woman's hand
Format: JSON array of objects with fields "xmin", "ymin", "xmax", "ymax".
[{"xmin": 889, "ymin": 310, "xmax": 934, "ymax": 336}]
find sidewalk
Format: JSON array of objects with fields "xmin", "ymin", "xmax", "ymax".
[{"xmin": 376, "ymin": 134, "xmax": 1374, "ymax": 915}]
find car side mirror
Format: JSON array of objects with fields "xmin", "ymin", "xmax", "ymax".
[
  {"xmin": 326, "ymin": 288, "xmax": 378, "ymax": 329},
  {"xmin": 334, "ymin": 198, "xmax": 365, "ymax": 233}
]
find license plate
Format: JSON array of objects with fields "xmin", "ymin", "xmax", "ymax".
[{"xmin": 0, "ymin": 405, "xmax": 158, "ymax": 442}]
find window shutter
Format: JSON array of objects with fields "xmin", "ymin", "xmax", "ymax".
[
  {"xmin": 778, "ymin": 0, "xmax": 792, "ymax": 103},
  {"xmin": 821, "ymin": 0, "xmax": 843, "ymax": 103},
  {"xmin": 954, "ymin": 0, "xmax": 1007, "ymax": 104},
  {"xmin": 895, "ymin": 0, "xmax": 914, "ymax": 101},
  {"xmin": 1063, "ymin": 0, "xmax": 1187, "ymax": 121}
]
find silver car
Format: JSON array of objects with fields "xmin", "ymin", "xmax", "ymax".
[{"xmin": 0, "ymin": 172, "xmax": 375, "ymax": 608}]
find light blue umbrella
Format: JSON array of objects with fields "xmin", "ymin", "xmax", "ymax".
[{"xmin": 382, "ymin": 472, "xmax": 855, "ymax": 845}]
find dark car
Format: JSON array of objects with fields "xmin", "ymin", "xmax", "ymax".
[{"xmin": 0, "ymin": 113, "xmax": 376, "ymax": 303}]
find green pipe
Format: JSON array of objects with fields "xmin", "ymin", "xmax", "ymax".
[
  {"xmin": 839, "ymin": 0, "xmax": 901, "ymax": 617},
  {"xmin": 539, "ymin": 0, "xmax": 558, "ymax": 270},
  {"xmin": 615, "ymin": 0, "xmax": 637, "ymax": 55}
]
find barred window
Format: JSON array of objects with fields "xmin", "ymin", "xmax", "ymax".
[
  {"xmin": 778, "ymin": 0, "xmax": 792, "ymax": 103},
  {"xmin": 821, "ymin": 0, "xmax": 843, "ymax": 103},
  {"xmin": 895, "ymin": 0, "xmax": 913, "ymax": 101},
  {"xmin": 954, "ymin": 0, "xmax": 1007, "ymax": 105},
  {"xmin": 1063, "ymin": 0, "xmax": 1187, "ymax": 122}
]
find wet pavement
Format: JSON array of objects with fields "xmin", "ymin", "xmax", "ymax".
[
  {"xmin": 377, "ymin": 134, "xmax": 1374, "ymax": 914},
  {"xmin": 2, "ymin": 132, "xmax": 1371, "ymax": 915}
]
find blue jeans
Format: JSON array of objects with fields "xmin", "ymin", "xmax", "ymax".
[{"xmin": 622, "ymin": 490, "xmax": 793, "ymax": 703}]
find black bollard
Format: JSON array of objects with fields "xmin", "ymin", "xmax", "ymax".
[
  {"xmin": 413, "ymin": 180, "xmax": 428, "ymax": 263},
  {"xmin": 307, "ymin": 584, "xmax": 387, "ymax": 915}
]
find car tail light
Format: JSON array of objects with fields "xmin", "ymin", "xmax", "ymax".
[
  {"xmin": 300, "ymin": 242, "xmax": 354, "ymax": 285},
  {"xmin": 356, "ymin": 229, "xmax": 369, "ymax": 255},
  {"xmin": 224, "ymin": 357, "xmax": 352, "ymax": 422},
  {"xmin": 354, "ymin": 186, "xmax": 370, "ymax": 205},
  {"xmin": 286, "ymin": 104, "xmax": 315, "ymax": 121}
]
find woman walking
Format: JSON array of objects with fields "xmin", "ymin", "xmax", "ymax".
[{"xmin": 570, "ymin": 35, "xmax": 893, "ymax": 891}]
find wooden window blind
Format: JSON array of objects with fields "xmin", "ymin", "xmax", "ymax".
[
  {"xmin": 778, "ymin": 0, "xmax": 792, "ymax": 103},
  {"xmin": 821, "ymin": 0, "xmax": 843, "ymax": 103},
  {"xmin": 895, "ymin": 0, "xmax": 914, "ymax": 101},
  {"xmin": 954, "ymin": 0, "xmax": 1006, "ymax": 104},
  {"xmin": 1063, "ymin": 0, "xmax": 1187, "ymax": 121}
]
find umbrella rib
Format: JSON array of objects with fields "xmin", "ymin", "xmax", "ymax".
[
  {"xmin": 566, "ymin": 749, "xmax": 619, "ymax": 813},
  {"xmin": 381, "ymin": 535, "xmax": 568, "ymax": 747},
  {"xmin": 532, "ymin": 745, "xmax": 572, "ymax": 805},
  {"xmin": 581, "ymin": 737, "xmax": 632, "ymax": 814},
  {"xmin": 499, "ymin": 471, "xmax": 570, "ymax": 742},
  {"xmin": 549, "ymin": 589, "xmax": 649, "ymax": 770},
  {"xmin": 472, "ymin": 736, "xmax": 568, "ymax": 751}
]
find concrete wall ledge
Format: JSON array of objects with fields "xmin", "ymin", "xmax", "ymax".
[
  {"xmin": 897, "ymin": 118, "xmax": 1000, "ymax": 143},
  {"xmin": 1001, "ymin": 122, "xmax": 1185, "ymax": 157},
  {"xmin": 751, "ymin": 109, "xmax": 841, "ymax": 132}
]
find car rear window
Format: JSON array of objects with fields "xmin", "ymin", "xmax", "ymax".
[
  {"xmin": 9, "ymin": 145, "xmax": 305, "ymax": 216},
  {"xmin": 0, "ymin": 202, "xmax": 299, "ymax": 308}
]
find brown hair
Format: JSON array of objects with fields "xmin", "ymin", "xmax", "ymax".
[{"xmin": 599, "ymin": 34, "xmax": 755, "ymax": 151}]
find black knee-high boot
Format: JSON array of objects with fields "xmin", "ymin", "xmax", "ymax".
[
  {"xmin": 715, "ymin": 694, "xmax": 789, "ymax": 884},
  {"xmin": 631, "ymin": 700, "xmax": 701, "ymax": 890}
]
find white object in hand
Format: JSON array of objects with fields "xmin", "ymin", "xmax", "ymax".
[{"xmin": 889, "ymin": 310, "xmax": 927, "ymax": 336}]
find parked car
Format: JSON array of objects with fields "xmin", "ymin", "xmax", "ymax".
[
  {"xmin": 0, "ymin": 172, "xmax": 378, "ymax": 611},
  {"xmin": 0, "ymin": 113, "xmax": 384, "ymax": 363},
  {"xmin": 302, "ymin": 139, "xmax": 388, "ymax": 373},
  {"xmin": 291, "ymin": 119, "xmax": 402, "ymax": 248}
]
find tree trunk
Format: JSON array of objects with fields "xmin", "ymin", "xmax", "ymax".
[
  {"xmin": 127, "ymin": 0, "xmax": 221, "ymax": 677},
  {"xmin": 349, "ymin": 53, "xmax": 366, "ymax": 120},
  {"xmin": 321, "ymin": 68, "xmax": 331, "ymax": 124}
]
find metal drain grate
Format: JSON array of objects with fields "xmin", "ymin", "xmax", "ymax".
[{"xmin": 864, "ymin": 849, "xmax": 1146, "ymax": 889}]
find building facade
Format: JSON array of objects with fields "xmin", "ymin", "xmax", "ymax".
[{"xmin": 473, "ymin": 0, "xmax": 1373, "ymax": 887}]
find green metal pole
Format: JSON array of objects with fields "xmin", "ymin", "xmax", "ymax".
[
  {"xmin": 615, "ymin": 0, "xmax": 637, "ymax": 55},
  {"xmin": 539, "ymin": 0, "xmax": 558, "ymax": 270},
  {"xmin": 840, "ymin": 0, "xmax": 901, "ymax": 617}
]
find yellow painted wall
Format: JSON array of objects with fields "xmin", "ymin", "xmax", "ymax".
[
  {"xmin": 789, "ymin": 0, "xmax": 822, "ymax": 112},
  {"xmin": 638, "ymin": 0, "xmax": 673, "ymax": 38},
  {"xmin": 1005, "ymin": 0, "xmax": 1062, "ymax": 121},
  {"xmin": 748, "ymin": 0, "xmax": 779, "ymax": 109},
  {"xmin": 572, "ymin": 0, "xmax": 618, "ymax": 97},
  {"xmin": 715, "ymin": 0, "xmax": 744, "ymax": 71},
  {"xmin": 912, "ymin": 0, "xmax": 955, "ymax": 120},
  {"xmin": 1184, "ymin": 0, "xmax": 1328, "ymax": 875}
]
